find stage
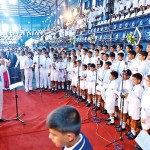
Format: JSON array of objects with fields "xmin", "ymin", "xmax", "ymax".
[{"xmin": 0, "ymin": 90, "xmax": 135, "ymax": 150}]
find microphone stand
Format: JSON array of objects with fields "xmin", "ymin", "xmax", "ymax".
[{"xmin": 77, "ymin": 65, "xmax": 81, "ymax": 102}]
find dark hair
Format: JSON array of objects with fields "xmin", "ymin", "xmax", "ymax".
[
  {"xmin": 90, "ymin": 63, "xmax": 96, "ymax": 68},
  {"xmin": 91, "ymin": 43, "xmax": 95, "ymax": 47},
  {"xmin": 123, "ymin": 69, "xmax": 132, "ymax": 77},
  {"xmin": 105, "ymin": 61, "xmax": 112, "ymax": 66},
  {"xmin": 98, "ymin": 44, "xmax": 103, "ymax": 47},
  {"xmin": 51, "ymin": 48, "xmax": 54, "ymax": 52},
  {"xmin": 73, "ymin": 56, "xmax": 77, "ymax": 59},
  {"xmin": 118, "ymin": 44, "xmax": 123, "ymax": 49},
  {"xmin": 98, "ymin": 60, "xmax": 103, "ymax": 66},
  {"xmin": 139, "ymin": 51, "xmax": 148, "ymax": 59},
  {"xmin": 126, "ymin": 45, "xmax": 133, "ymax": 50},
  {"xmin": 132, "ymin": 73, "xmax": 143, "ymax": 82},
  {"xmin": 42, "ymin": 48, "xmax": 46, "ymax": 51},
  {"xmin": 27, "ymin": 52, "xmax": 31, "ymax": 55},
  {"xmin": 95, "ymin": 49, "xmax": 99, "ymax": 53},
  {"xmin": 136, "ymin": 44, "xmax": 143, "ymax": 50},
  {"xmin": 82, "ymin": 64, "xmax": 87, "ymax": 69},
  {"xmin": 111, "ymin": 45, "xmax": 116, "ymax": 49},
  {"xmin": 83, "ymin": 48, "xmax": 88, "ymax": 53},
  {"xmin": 67, "ymin": 57, "xmax": 71, "ymax": 60},
  {"xmin": 118, "ymin": 52, "xmax": 124, "ymax": 58},
  {"xmin": 110, "ymin": 71, "xmax": 118, "ymax": 79},
  {"xmin": 104, "ymin": 45, "xmax": 108, "ymax": 49},
  {"xmin": 47, "ymin": 106, "xmax": 81, "ymax": 136},
  {"xmin": 109, "ymin": 52, "xmax": 115, "ymax": 58},
  {"xmin": 71, "ymin": 49, "xmax": 76, "ymax": 53},
  {"xmin": 103, "ymin": 53, "xmax": 109, "ymax": 57},
  {"xmin": 87, "ymin": 63, "xmax": 91, "ymax": 66},
  {"xmin": 88, "ymin": 51, "xmax": 93, "ymax": 55},
  {"xmin": 78, "ymin": 43, "xmax": 83, "ymax": 47},
  {"xmin": 128, "ymin": 50, "xmax": 136, "ymax": 58}
]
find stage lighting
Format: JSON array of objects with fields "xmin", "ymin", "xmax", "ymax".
[{"xmin": 65, "ymin": 11, "xmax": 72, "ymax": 21}]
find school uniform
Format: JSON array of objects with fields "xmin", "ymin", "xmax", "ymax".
[
  {"xmin": 33, "ymin": 54, "xmax": 45, "ymax": 88},
  {"xmin": 71, "ymin": 67, "xmax": 78, "ymax": 87},
  {"xmin": 138, "ymin": 60, "xmax": 149, "ymax": 77},
  {"xmin": 128, "ymin": 84, "xmax": 144, "ymax": 120},
  {"xmin": 141, "ymin": 87, "xmax": 150, "ymax": 130},
  {"xmin": 81, "ymin": 55, "xmax": 88, "ymax": 65},
  {"xmin": 133, "ymin": 0, "xmax": 139, "ymax": 8},
  {"xmin": 126, "ymin": 0, "xmax": 132, "ymax": 9},
  {"xmin": 105, "ymin": 79, "xmax": 119, "ymax": 114},
  {"xmin": 42, "ymin": 57, "xmax": 51, "ymax": 89},
  {"xmin": 127, "ymin": 59, "xmax": 139, "ymax": 74},
  {"xmin": 58, "ymin": 61, "xmax": 65, "ymax": 83},
  {"xmin": 139, "ymin": 0, "xmax": 146, "ymax": 7},
  {"xmin": 50, "ymin": 61, "xmax": 59, "ymax": 82},
  {"xmin": 87, "ymin": 70, "xmax": 96, "ymax": 95},
  {"xmin": 66, "ymin": 62, "xmax": 72, "ymax": 81},
  {"xmin": 84, "ymin": 57, "xmax": 95, "ymax": 65},
  {"xmin": 80, "ymin": 70, "xmax": 87, "ymax": 90},
  {"xmin": 24, "ymin": 57, "xmax": 33, "ymax": 92},
  {"xmin": 63, "ymin": 132, "xmax": 93, "ymax": 150}
]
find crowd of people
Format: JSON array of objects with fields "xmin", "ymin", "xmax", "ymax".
[{"xmin": 0, "ymin": 42, "xmax": 150, "ymax": 149}]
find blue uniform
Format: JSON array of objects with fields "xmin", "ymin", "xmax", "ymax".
[{"xmin": 62, "ymin": 132, "xmax": 93, "ymax": 150}]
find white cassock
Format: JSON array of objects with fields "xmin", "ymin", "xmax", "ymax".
[
  {"xmin": 141, "ymin": 87, "xmax": 150, "ymax": 130},
  {"xmin": 127, "ymin": 84, "xmax": 144, "ymax": 120},
  {"xmin": 105, "ymin": 80, "xmax": 119, "ymax": 113},
  {"xmin": 42, "ymin": 57, "xmax": 51, "ymax": 88},
  {"xmin": 33, "ymin": 54, "xmax": 45, "ymax": 88},
  {"xmin": 0, "ymin": 65, "xmax": 7, "ymax": 118},
  {"xmin": 24, "ymin": 57, "xmax": 33, "ymax": 92}
]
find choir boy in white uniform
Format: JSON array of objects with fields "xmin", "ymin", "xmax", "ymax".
[
  {"xmin": 33, "ymin": 49, "xmax": 45, "ymax": 89},
  {"xmin": 84, "ymin": 51, "xmax": 94, "ymax": 65},
  {"xmin": 78, "ymin": 64, "xmax": 87, "ymax": 102},
  {"xmin": 105, "ymin": 71, "xmax": 119, "ymax": 125},
  {"xmin": 127, "ymin": 50, "xmax": 139, "ymax": 74},
  {"xmin": 125, "ymin": 45, "xmax": 133, "ymax": 61},
  {"xmin": 138, "ymin": 51, "xmax": 149, "ymax": 77},
  {"xmin": 109, "ymin": 52, "xmax": 117, "ymax": 70},
  {"xmin": 90, "ymin": 43, "xmax": 96, "ymax": 55},
  {"xmin": 93, "ymin": 49, "xmax": 100, "ymax": 65},
  {"xmin": 62, "ymin": 51, "xmax": 67, "ymax": 64},
  {"xmin": 133, "ymin": 0, "xmax": 139, "ymax": 14},
  {"xmin": 43, "ymin": 52, "xmax": 51, "ymax": 90},
  {"xmin": 115, "ymin": 70, "xmax": 133, "ymax": 132},
  {"xmin": 141, "ymin": 75, "xmax": 150, "ymax": 133},
  {"xmin": 117, "ymin": 44, "xmax": 125, "ymax": 56},
  {"xmin": 15, "ymin": 51, "xmax": 26, "ymax": 83},
  {"xmin": 81, "ymin": 48, "xmax": 88, "ymax": 65},
  {"xmin": 110, "ymin": 45, "xmax": 117, "ymax": 57},
  {"xmin": 97, "ymin": 61, "xmax": 112, "ymax": 114},
  {"xmin": 85, "ymin": 63, "xmax": 96, "ymax": 107},
  {"xmin": 58, "ymin": 56, "xmax": 65, "ymax": 90},
  {"xmin": 50, "ymin": 57, "xmax": 59, "ymax": 93},
  {"xmin": 24, "ymin": 52, "xmax": 33, "ymax": 94},
  {"xmin": 66, "ymin": 57, "xmax": 72, "ymax": 91},
  {"xmin": 135, "ymin": 44, "xmax": 143, "ymax": 62},
  {"xmin": 126, "ymin": 73, "xmax": 144, "ymax": 139}
]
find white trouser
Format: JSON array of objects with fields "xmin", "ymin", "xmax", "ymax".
[
  {"xmin": 0, "ymin": 83, "xmax": 3, "ymax": 118},
  {"xmin": 43, "ymin": 69, "xmax": 51, "ymax": 88},
  {"xmin": 24, "ymin": 69, "xmax": 33, "ymax": 92},
  {"xmin": 35, "ymin": 69, "xmax": 44, "ymax": 88}
]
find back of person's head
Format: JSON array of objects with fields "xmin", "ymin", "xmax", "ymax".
[
  {"xmin": 47, "ymin": 106, "xmax": 81, "ymax": 136},
  {"xmin": 110, "ymin": 71, "xmax": 118, "ymax": 79},
  {"xmin": 128, "ymin": 50, "xmax": 136, "ymax": 58},
  {"xmin": 132, "ymin": 73, "xmax": 143, "ymax": 82},
  {"xmin": 139, "ymin": 51, "xmax": 148, "ymax": 59}
]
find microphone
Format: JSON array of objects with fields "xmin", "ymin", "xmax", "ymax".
[
  {"xmin": 97, "ymin": 58, "xmax": 101, "ymax": 66},
  {"xmin": 124, "ymin": 61, "xmax": 128, "ymax": 71}
]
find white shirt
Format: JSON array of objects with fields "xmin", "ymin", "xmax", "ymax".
[
  {"xmin": 33, "ymin": 54, "xmax": 45, "ymax": 70},
  {"xmin": 127, "ymin": 59, "xmax": 139, "ymax": 74},
  {"xmin": 24, "ymin": 57, "xmax": 33, "ymax": 70},
  {"xmin": 138, "ymin": 60, "xmax": 149, "ymax": 77},
  {"xmin": 15, "ymin": 55, "xmax": 26, "ymax": 69},
  {"xmin": 42, "ymin": 57, "xmax": 51, "ymax": 70}
]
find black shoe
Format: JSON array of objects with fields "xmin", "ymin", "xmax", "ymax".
[
  {"xmin": 54, "ymin": 90, "xmax": 58, "ymax": 93},
  {"xmin": 127, "ymin": 133, "xmax": 136, "ymax": 140},
  {"xmin": 93, "ymin": 106, "xmax": 100, "ymax": 111},
  {"xmin": 116, "ymin": 127, "xmax": 126, "ymax": 132},
  {"xmin": 105, "ymin": 118, "xmax": 111, "ymax": 121},
  {"xmin": 78, "ymin": 98, "xmax": 85, "ymax": 103},
  {"xmin": 26, "ymin": 91, "xmax": 29, "ymax": 94},
  {"xmin": 114, "ymin": 117, "xmax": 119, "ymax": 120},
  {"xmin": 91, "ymin": 105, "xmax": 96, "ymax": 110},
  {"xmin": 85, "ymin": 103, "xmax": 91, "ymax": 107},
  {"xmin": 70, "ymin": 91, "xmax": 74, "ymax": 95},
  {"xmin": 74, "ymin": 93, "xmax": 78, "ymax": 98},
  {"xmin": 134, "ymin": 144, "xmax": 142, "ymax": 150},
  {"xmin": 50, "ymin": 90, "xmax": 54, "ymax": 93},
  {"xmin": 84, "ymin": 101, "xmax": 88, "ymax": 104},
  {"xmin": 114, "ymin": 124, "xmax": 121, "ymax": 128},
  {"xmin": 0, "ymin": 118, "xmax": 7, "ymax": 122},
  {"xmin": 125, "ymin": 131, "xmax": 132, "ymax": 137},
  {"xmin": 101, "ymin": 109, "xmax": 108, "ymax": 114},
  {"xmin": 106, "ymin": 121, "xmax": 115, "ymax": 126}
]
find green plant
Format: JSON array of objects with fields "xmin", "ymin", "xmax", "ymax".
[
  {"xmin": 89, "ymin": 34, "xmax": 95, "ymax": 44},
  {"xmin": 69, "ymin": 37, "xmax": 74, "ymax": 44},
  {"xmin": 126, "ymin": 33, "xmax": 136, "ymax": 46}
]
